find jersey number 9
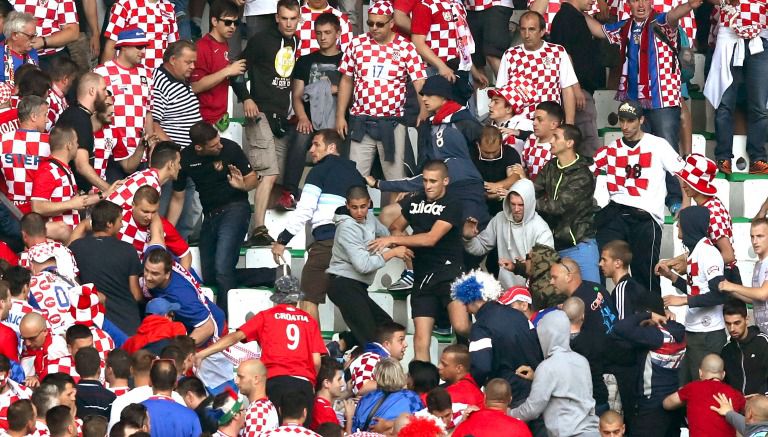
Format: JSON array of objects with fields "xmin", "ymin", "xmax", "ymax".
[{"xmin": 286, "ymin": 324, "xmax": 300, "ymax": 350}]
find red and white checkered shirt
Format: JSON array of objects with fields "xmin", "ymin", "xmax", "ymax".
[
  {"xmin": 0, "ymin": 129, "xmax": 50, "ymax": 204},
  {"xmin": 296, "ymin": 4, "xmax": 352, "ymax": 58},
  {"xmin": 530, "ymin": 0, "xmax": 601, "ymax": 33},
  {"xmin": 241, "ymin": 398, "xmax": 279, "ymax": 437},
  {"xmin": 20, "ymin": 241, "xmax": 79, "ymax": 280},
  {"xmin": 523, "ymin": 136, "xmax": 552, "ymax": 181},
  {"xmin": 3, "ymin": 298, "xmax": 48, "ymax": 355},
  {"xmin": 702, "ymin": 196, "xmax": 733, "ymax": 245},
  {"xmin": 104, "ymin": 0, "xmax": 179, "ymax": 72},
  {"xmin": 90, "ymin": 326, "xmax": 115, "ymax": 362},
  {"xmin": 348, "ymin": 351, "xmax": 382, "ymax": 395},
  {"xmin": 616, "ymin": 0, "xmax": 696, "ymax": 39},
  {"xmin": 45, "ymin": 354, "xmax": 80, "ymax": 380},
  {"xmin": 0, "ymin": 380, "xmax": 32, "ymax": 430},
  {"xmin": 92, "ymin": 127, "xmax": 119, "ymax": 181},
  {"xmin": 339, "ymin": 33, "xmax": 427, "ymax": 118},
  {"xmin": 412, "ymin": 0, "xmax": 473, "ymax": 68},
  {"xmin": 717, "ymin": 0, "xmax": 767, "ymax": 39},
  {"xmin": 105, "ymin": 168, "xmax": 161, "ymax": 209},
  {"xmin": 109, "ymin": 386, "xmax": 130, "ymax": 397},
  {"xmin": 496, "ymin": 42, "xmax": 578, "ymax": 120},
  {"xmin": 31, "ymin": 157, "xmax": 80, "ymax": 227},
  {"xmin": 118, "ymin": 209, "xmax": 190, "ymax": 258},
  {"xmin": 29, "ymin": 270, "xmax": 77, "ymax": 335},
  {"xmin": 12, "ymin": 0, "xmax": 78, "ymax": 57},
  {"xmin": 591, "ymin": 134, "xmax": 685, "ymax": 224},
  {"xmin": 261, "ymin": 425, "xmax": 321, "ymax": 436},
  {"xmin": 462, "ymin": 0, "xmax": 498, "ymax": 11},
  {"xmin": 93, "ymin": 60, "xmax": 152, "ymax": 162},
  {"xmin": 46, "ymin": 86, "xmax": 68, "ymax": 132}
]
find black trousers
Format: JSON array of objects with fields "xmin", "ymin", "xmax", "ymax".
[
  {"xmin": 266, "ymin": 375, "xmax": 315, "ymax": 427},
  {"xmin": 607, "ymin": 363, "xmax": 639, "ymax": 431},
  {"xmin": 327, "ymin": 275, "xmax": 393, "ymax": 346},
  {"xmin": 596, "ymin": 202, "xmax": 662, "ymax": 295},
  {"xmin": 630, "ymin": 405, "xmax": 682, "ymax": 437}
]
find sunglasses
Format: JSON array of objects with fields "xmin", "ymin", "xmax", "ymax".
[
  {"xmin": 367, "ymin": 18, "xmax": 392, "ymax": 29},
  {"xmin": 217, "ymin": 18, "xmax": 239, "ymax": 27}
]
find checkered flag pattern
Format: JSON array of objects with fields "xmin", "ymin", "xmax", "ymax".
[
  {"xmin": 13, "ymin": 0, "xmax": 78, "ymax": 56},
  {"xmin": 500, "ymin": 43, "xmax": 567, "ymax": 120},
  {"xmin": 104, "ymin": 0, "xmax": 179, "ymax": 71},
  {"xmin": 296, "ymin": 5, "xmax": 352, "ymax": 58},
  {"xmin": 349, "ymin": 352, "xmax": 381, "ymax": 395},
  {"xmin": 105, "ymin": 168, "xmax": 161, "ymax": 209},
  {"xmin": 241, "ymin": 398, "xmax": 280, "ymax": 437},
  {"xmin": 0, "ymin": 130, "xmax": 50, "ymax": 202}
]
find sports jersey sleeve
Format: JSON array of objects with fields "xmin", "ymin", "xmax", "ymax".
[
  {"xmin": 30, "ymin": 164, "xmax": 57, "ymax": 201},
  {"xmin": 405, "ymin": 43, "xmax": 427, "ymax": 82},
  {"xmin": 189, "ymin": 42, "xmax": 210, "ymax": 83},
  {"xmin": 496, "ymin": 52, "xmax": 510, "ymax": 88},
  {"xmin": 591, "ymin": 146, "xmax": 608, "ymax": 175},
  {"xmin": 59, "ymin": 0, "xmax": 78, "ymax": 27},
  {"xmin": 410, "ymin": 4, "xmax": 433, "ymax": 35},
  {"xmin": 558, "ymin": 50, "xmax": 578, "ymax": 88},
  {"xmin": 602, "ymin": 19, "xmax": 627, "ymax": 45},
  {"xmin": 654, "ymin": 12, "xmax": 678, "ymax": 42},
  {"xmin": 104, "ymin": 0, "xmax": 128, "ymax": 41},
  {"xmin": 238, "ymin": 311, "xmax": 264, "ymax": 343},
  {"xmin": 338, "ymin": 43, "xmax": 356, "ymax": 77},
  {"xmin": 350, "ymin": 354, "xmax": 380, "ymax": 395},
  {"xmin": 308, "ymin": 317, "xmax": 327, "ymax": 355},
  {"xmin": 658, "ymin": 141, "xmax": 685, "ymax": 176},
  {"xmin": 676, "ymin": 383, "xmax": 692, "ymax": 402},
  {"xmin": 161, "ymin": 219, "xmax": 190, "ymax": 258}
]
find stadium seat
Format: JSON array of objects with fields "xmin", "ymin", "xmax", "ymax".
[
  {"xmin": 594, "ymin": 90, "xmax": 619, "ymax": 130},
  {"xmin": 227, "ymin": 288, "xmax": 276, "ymax": 329}
]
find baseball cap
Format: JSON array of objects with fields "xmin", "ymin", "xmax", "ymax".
[
  {"xmin": 146, "ymin": 298, "xmax": 181, "ymax": 315},
  {"xmin": 617, "ymin": 101, "xmax": 643, "ymax": 120},
  {"xmin": 115, "ymin": 27, "xmax": 148, "ymax": 49},
  {"xmin": 498, "ymin": 286, "xmax": 532, "ymax": 306},
  {"xmin": 419, "ymin": 75, "xmax": 453, "ymax": 100}
]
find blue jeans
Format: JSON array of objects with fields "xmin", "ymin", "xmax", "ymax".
[
  {"xmin": 199, "ymin": 201, "xmax": 250, "ymax": 317},
  {"xmin": 160, "ymin": 178, "xmax": 202, "ymax": 240},
  {"xmin": 558, "ymin": 238, "xmax": 600, "ymax": 283},
  {"xmin": 173, "ymin": 0, "xmax": 191, "ymax": 40},
  {"xmin": 642, "ymin": 106, "xmax": 682, "ymax": 207},
  {"xmin": 714, "ymin": 37, "xmax": 768, "ymax": 162}
]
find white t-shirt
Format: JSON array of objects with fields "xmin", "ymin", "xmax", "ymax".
[
  {"xmin": 591, "ymin": 133, "xmax": 685, "ymax": 225},
  {"xmin": 245, "ymin": 0, "xmax": 277, "ymax": 17},
  {"xmin": 752, "ymin": 258, "xmax": 768, "ymax": 334},
  {"xmin": 685, "ymin": 238, "xmax": 725, "ymax": 333}
]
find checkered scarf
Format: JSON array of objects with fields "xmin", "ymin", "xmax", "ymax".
[{"xmin": 618, "ymin": 12, "xmax": 657, "ymax": 108}]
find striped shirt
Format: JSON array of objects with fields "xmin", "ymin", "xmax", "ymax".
[{"xmin": 151, "ymin": 65, "xmax": 201, "ymax": 148}]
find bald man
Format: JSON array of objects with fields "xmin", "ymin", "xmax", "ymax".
[
  {"xmin": 237, "ymin": 359, "xmax": 278, "ymax": 436},
  {"xmin": 712, "ymin": 394, "xmax": 768, "ymax": 436},
  {"xmin": 18, "ymin": 312, "xmax": 57, "ymax": 387},
  {"xmin": 59, "ymin": 72, "xmax": 114, "ymax": 193},
  {"xmin": 664, "ymin": 354, "xmax": 745, "ymax": 436},
  {"xmin": 453, "ymin": 378, "xmax": 532, "ymax": 437},
  {"xmin": 599, "ymin": 410, "xmax": 625, "ymax": 437}
]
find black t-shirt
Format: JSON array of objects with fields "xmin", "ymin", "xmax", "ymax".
[
  {"xmin": 549, "ymin": 2, "xmax": 604, "ymax": 92},
  {"xmin": 470, "ymin": 144, "xmax": 521, "ymax": 215},
  {"xmin": 572, "ymin": 280, "xmax": 618, "ymax": 337},
  {"xmin": 173, "ymin": 137, "xmax": 253, "ymax": 213},
  {"xmin": 69, "ymin": 235, "xmax": 143, "ymax": 335},
  {"xmin": 292, "ymin": 51, "xmax": 342, "ymax": 122},
  {"xmin": 58, "ymin": 104, "xmax": 95, "ymax": 190},
  {"xmin": 399, "ymin": 192, "xmax": 463, "ymax": 276}
]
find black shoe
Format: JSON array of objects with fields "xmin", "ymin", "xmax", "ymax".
[{"xmin": 243, "ymin": 226, "xmax": 275, "ymax": 247}]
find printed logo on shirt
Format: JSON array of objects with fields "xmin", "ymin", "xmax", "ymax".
[
  {"xmin": 702, "ymin": 315, "xmax": 712, "ymax": 327},
  {"xmin": 707, "ymin": 265, "xmax": 721, "ymax": 275},
  {"xmin": 409, "ymin": 201, "xmax": 446, "ymax": 216}
]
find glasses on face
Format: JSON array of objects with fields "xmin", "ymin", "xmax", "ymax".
[
  {"xmin": 217, "ymin": 18, "xmax": 239, "ymax": 27},
  {"xmin": 21, "ymin": 329, "xmax": 45, "ymax": 342},
  {"xmin": 366, "ymin": 18, "xmax": 392, "ymax": 29},
  {"xmin": 17, "ymin": 31, "xmax": 37, "ymax": 39}
]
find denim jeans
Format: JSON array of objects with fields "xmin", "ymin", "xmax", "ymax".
[
  {"xmin": 199, "ymin": 201, "xmax": 250, "ymax": 317},
  {"xmin": 714, "ymin": 37, "xmax": 768, "ymax": 162},
  {"xmin": 558, "ymin": 238, "xmax": 600, "ymax": 283},
  {"xmin": 642, "ymin": 106, "xmax": 682, "ymax": 207},
  {"xmin": 173, "ymin": 0, "xmax": 191, "ymax": 40},
  {"xmin": 160, "ymin": 178, "xmax": 202, "ymax": 240}
]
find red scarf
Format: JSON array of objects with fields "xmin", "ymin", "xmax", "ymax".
[
  {"xmin": 618, "ymin": 12, "xmax": 656, "ymax": 107},
  {"xmin": 432, "ymin": 100, "xmax": 463, "ymax": 125}
]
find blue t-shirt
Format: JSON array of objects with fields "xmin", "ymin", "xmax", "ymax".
[
  {"xmin": 149, "ymin": 270, "xmax": 225, "ymax": 335},
  {"xmin": 142, "ymin": 397, "xmax": 202, "ymax": 437}
]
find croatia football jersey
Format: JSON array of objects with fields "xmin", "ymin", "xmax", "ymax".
[
  {"xmin": 0, "ymin": 380, "xmax": 32, "ymax": 430},
  {"xmin": 31, "ymin": 157, "xmax": 80, "ymax": 227},
  {"xmin": 29, "ymin": 270, "xmax": 77, "ymax": 335},
  {"xmin": 118, "ymin": 208, "xmax": 190, "ymax": 258},
  {"xmin": 12, "ymin": 0, "xmax": 78, "ymax": 57},
  {"xmin": 105, "ymin": 168, "xmax": 161, "ymax": 209},
  {"xmin": 104, "ymin": 0, "xmax": 179, "ymax": 72},
  {"xmin": 46, "ymin": 86, "xmax": 67, "ymax": 131},
  {"xmin": 241, "ymin": 398, "xmax": 279, "ymax": 437},
  {"xmin": 0, "ymin": 129, "xmax": 50, "ymax": 206},
  {"xmin": 685, "ymin": 238, "xmax": 725, "ymax": 333}
]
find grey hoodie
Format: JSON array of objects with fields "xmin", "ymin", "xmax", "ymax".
[
  {"xmin": 463, "ymin": 179, "xmax": 554, "ymax": 288},
  {"xmin": 326, "ymin": 208, "xmax": 390, "ymax": 285},
  {"xmin": 510, "ymin": 311, "xmax": 600, "ymax": 437}
]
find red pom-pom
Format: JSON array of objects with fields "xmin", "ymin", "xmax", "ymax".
[{"xmin": 397, "ymin": 416, "xmax": 443, "ymax": 437}]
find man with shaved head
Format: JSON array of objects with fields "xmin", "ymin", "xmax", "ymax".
[
  {"xmin": 664, "ymin": 354, "xmax": 745, "ymax": 436},
  {"xmin": 58, "ymin": 72, "xmax": 113, "ymax": 194},
  {"xmin": 453, "ymin": 378, "xmax": 532, "ymax": 437},
  {"xmin": 237, "ymin": 359, "xmax": 278, "ymax": 436},
  {"xmin": 599, "ymin": 410, "xmax": 625, "ymax": 437},
  {"xmin": 712, "ymin": 394, "xmax": 768, "ymax": 436},
  {"xmin": 19, "ymin": 312, "xmax": 58, "ymax": 387}
]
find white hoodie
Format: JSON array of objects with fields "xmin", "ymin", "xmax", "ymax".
[{"xmin": 464, "ymin": 179, "xmax": 554, "ymax": 288}]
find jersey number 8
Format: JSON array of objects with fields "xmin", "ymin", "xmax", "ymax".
[{"xmin": 286, "ymin": 324, "xmax": 300, "ymax": 350}]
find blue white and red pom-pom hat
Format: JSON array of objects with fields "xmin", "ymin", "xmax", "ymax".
[
  {"xmin": 368, "ymin": 0, "xmax": 393, "ymax": 16},
  {"xmin": 498, "ymin": 286, "xmax": 533, "ymax": 306},
  {"xmin": 115, "ymin": 27, "xmax": 148, "ymax": 49},
  {"xmin": 450, "ymin": 270, "xmax": 503, "ymax": 305}
]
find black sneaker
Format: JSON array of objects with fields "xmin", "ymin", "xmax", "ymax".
[{"xmin": 243, "ymin": 226, "xmax": 275, "ymax": 247}]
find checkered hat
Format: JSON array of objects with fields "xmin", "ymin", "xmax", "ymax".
[
  {"xmin": 69, "ymin": 283, "xmax": 105, "ymax": 328},
  {"xmin": 27, "ymin": 242, "xmax": 57, "ymax": 263},
  {"xmin": 0, "ymin": 83, "xmax": 13, "ymax": 107},
  {"xmin": 498, "ymin": 286, "xmax": 532, "ymax": 306},
  {"xmin": 679, "ymin": 153, "xmax": 718, "ymax": 196},
  {"xmin": 368, "ymin": 0, "xmax": 393, "ymax": 16},
  {"xmin": 488, "ymin": 79, "xmax": 534, "ymax": 115},
  {"xmin": 115, "ymin": 27, "xmax": 148, "ymax": 48}
]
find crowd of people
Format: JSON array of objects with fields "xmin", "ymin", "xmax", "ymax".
[{"xmin": 0, "ymin": 0, "xmax": 763, "ymax": 434}]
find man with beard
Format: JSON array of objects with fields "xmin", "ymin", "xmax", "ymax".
[{"xmin": 59, "ymin": 72, "xmax": 113, "ymax": 193}]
